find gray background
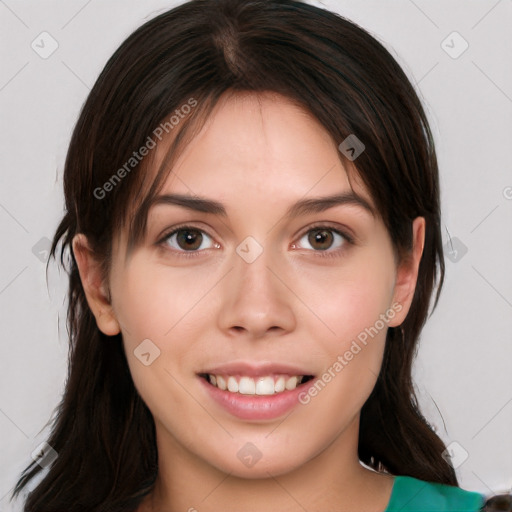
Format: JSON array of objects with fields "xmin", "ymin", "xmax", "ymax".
[{"xmin": 1, "ymin": 0, "xmax": 511, "ymax": 509}]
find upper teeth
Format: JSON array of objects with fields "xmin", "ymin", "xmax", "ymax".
[{"xmin": 207, "ymin": 375, "xmax": 305, "ymax": 395}]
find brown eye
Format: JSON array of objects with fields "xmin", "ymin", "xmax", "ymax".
[
  {"xmin": 296, "ymin": 227, "xmax": 347, "ymax": 252},
  {"xmin": 308, "ymin": 229, "xmax": 335, "ymax": 251},
  {"xmin": 176, "ymin": 229, "xmax": 203, "ymax": 250},
  {"xmin": 163, "ymin": 227, "xmax": 215, "ymax": 252}
]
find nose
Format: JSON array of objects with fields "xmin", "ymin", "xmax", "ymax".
[{"xmin": 216, "ymin": 246, "xmax": 296, "ymax": 340}]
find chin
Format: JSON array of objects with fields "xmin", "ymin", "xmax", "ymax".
[{"xmin": 207, "ymin": 442, "xmax": 310, "ymax": 479}]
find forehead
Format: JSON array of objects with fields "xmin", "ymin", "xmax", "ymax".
[{"xmin": 153, "ymin": 92, "xmax": 368, "ymax": 205}]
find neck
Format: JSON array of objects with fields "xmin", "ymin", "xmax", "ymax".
[{"xmin": 140, "ymin": 416, "xmax": 394, "ymax": 512}]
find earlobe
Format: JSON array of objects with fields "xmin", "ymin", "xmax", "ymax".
[
  {"xmin": 388, "ymin": 217, "xmax": 426, "ymax": 327},
  {"xmin": 72, "ymin": 234, "xmax": 121, "ymax": 336}
]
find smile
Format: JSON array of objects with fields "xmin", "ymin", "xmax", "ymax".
[
  {"xmin": 200, "ymin": 374, "xmax": 314, "ymax": 395},
  {"xmin": 198, "ymin": 369, "xmax": 317, "ymax": 421}
]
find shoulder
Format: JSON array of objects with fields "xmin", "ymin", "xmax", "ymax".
[{"xmin": 386, "ymin": 475, "xmax": 486, "ymax": 512}]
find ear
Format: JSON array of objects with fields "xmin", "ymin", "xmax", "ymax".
[
  {"xmin": 388, "ymin": 217, "xmax": 425, "ymax": 327},
  {"xmin": 72, "ymin": 233, "xmax": 121, "ymax": 336}
]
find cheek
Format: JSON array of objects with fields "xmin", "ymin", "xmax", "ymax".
[
  {"xmin": 112, "ymin": 260, "xmax": 218, "ymax": 345},
  {"xmin": 112, "ymin": 263, "xmax": 218, "ymax": 402},
  {"xmin": 296, "ymin": 255, "xmax": 396, "ymax": 341},
  {"xmin": 294, "ymin": 264, "xmax": 395, "ymax": 424}
]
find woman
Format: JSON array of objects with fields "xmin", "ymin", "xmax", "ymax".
[{"xmin": 13, "ymin": 0, "xmax": 511, "ymax": 510}]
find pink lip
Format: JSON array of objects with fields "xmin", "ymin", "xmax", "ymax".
[
  {"xmin": 198, "ymin": 375, "xmax": 316, "ymax": 421},
  {"xmin": 199, "ymin": 361, "xmax": 312, "ymax": 378}
]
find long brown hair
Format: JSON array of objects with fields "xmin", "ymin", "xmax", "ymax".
[{"xmin": 14, "ymin": 0, "xmax": 460, "ymax": 510}]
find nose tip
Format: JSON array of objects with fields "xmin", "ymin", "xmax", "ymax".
[{"xmin": 216, "ymin": 251, "xmax": 296, "ymax": 339}]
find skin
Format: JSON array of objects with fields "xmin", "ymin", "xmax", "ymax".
[{"xmin": 73, "ymin": 92, "xmax": 425, "ymax": 512}]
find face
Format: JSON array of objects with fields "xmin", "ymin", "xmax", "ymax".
[{"xmin": 74, "ymin": 92, "xmax": 423, "ymax": 480}]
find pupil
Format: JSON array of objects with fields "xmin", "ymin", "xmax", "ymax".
[
  {"xmin": 309, "ymin": 229, "xmax": 333, "ymax": 250},
  {"xmin": 177, "ymin": 230, "xmax": 202, "ymax": 251}
]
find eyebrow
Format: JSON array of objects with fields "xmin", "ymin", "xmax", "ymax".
[{"xmin": 149, "ymin": 191, "xmax": 375, "ymax": 219}]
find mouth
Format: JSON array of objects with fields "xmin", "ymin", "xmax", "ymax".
[
  {"xmin": 197, "ymin": 362, "xmax": 317, "ymax": 420},
  {"xmin": 198, "ymin": 373, "xmax": 315, "ymax": 396}
]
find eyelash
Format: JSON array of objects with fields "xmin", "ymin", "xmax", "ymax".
[{"xmin": 156, "ymin": 223, "xmax": 355, "ymax": 260}]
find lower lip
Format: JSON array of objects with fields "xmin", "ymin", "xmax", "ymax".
[{"xmin": 199, "ymin": 377, "xmax": 314, "ymax": 421}]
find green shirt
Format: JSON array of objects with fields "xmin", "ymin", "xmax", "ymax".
[{"xmin": 385, "ymin": 476, "xmax": 486, "ymax": 512}]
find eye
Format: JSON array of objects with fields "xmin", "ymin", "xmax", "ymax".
[
  {"xmin": 293, "ymin": 226, "xmax": 351, "ymax": 254},
  {"xmin": 158, "ymin": 224, "xmax": 352, "ymax": 258},
  {"xmin": 160, "ymin": 226, "xmax": 217, "ymax": 253}
]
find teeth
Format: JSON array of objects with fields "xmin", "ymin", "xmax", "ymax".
[
  {"xmin": 239, "ymin": 377, "xmax": 255, "ymax": 395},
  {"xmin": 285, "ymin": 376, "xmax": 298, "ymax": 390},
  {"xmin": 206, "ymin": 374, "xmax": 308, "ymax": 395},
  {"xmin": 255, "ymin": 376, "xmax": 275, "ymax": 395},
  {"xmin": 216, "ymin": 375, "xmax": 227, "ymax": 391},
  {"xmin": 274, "ymin": 376, "xmax": 285, "ymax": 393},
  {"xmin": 227, "ymin": 376, "xmax": 238, "ymax": 393}
]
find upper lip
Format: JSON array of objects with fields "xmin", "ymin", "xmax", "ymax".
[{"xmin": 198, "ymin": 361, "xmax": 314, "ymax": 378}]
